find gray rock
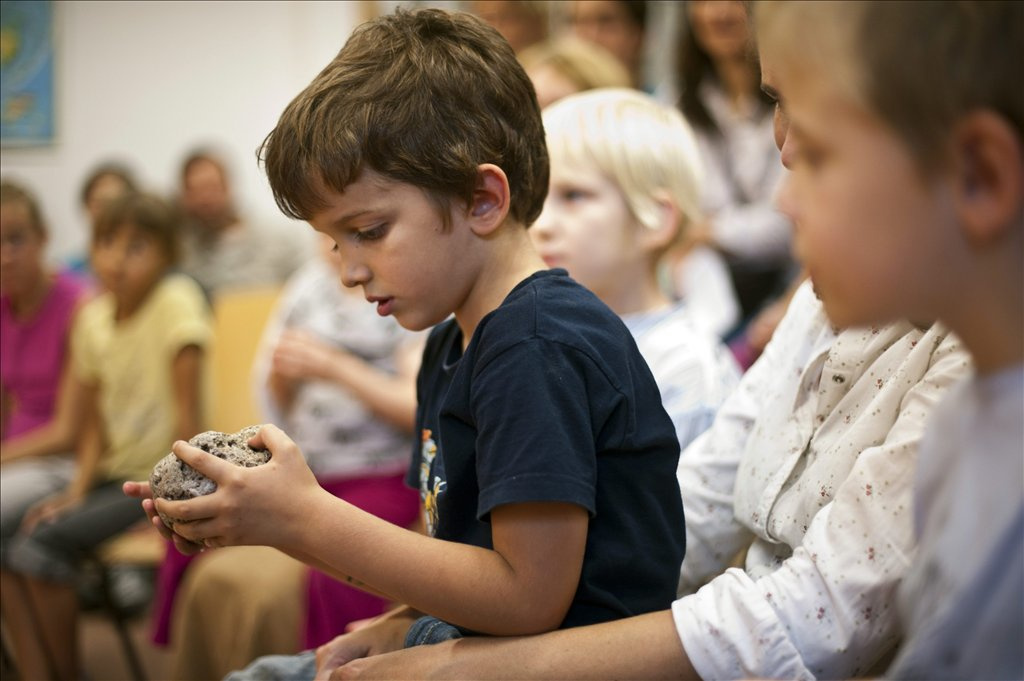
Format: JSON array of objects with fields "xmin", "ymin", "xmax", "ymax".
[{"xmin": 149, "ymin": 425, "xmax": 269, "ymax": 531}]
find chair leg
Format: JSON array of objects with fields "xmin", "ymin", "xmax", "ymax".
[
  {"xmin": 10, "ymin": 572, "xmax": 60, "ymax": 681},
  {"xmin": 1, "ymin": 629, "xmax": 19, "ymax": 679},
  {"xmin": 92, "ymin": 559, "xmax": 147, "ymax": 681}
]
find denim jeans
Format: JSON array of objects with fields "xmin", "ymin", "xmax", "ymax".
[{"xmin": 404, "ymin": 615, "xmax": 464, "ymax": 646}]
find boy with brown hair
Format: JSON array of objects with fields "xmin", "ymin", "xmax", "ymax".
[{"xmin": 127, "ymin": 6, "xmax": 685, "ymax": 677}]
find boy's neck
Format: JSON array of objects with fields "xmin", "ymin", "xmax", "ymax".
[
  {"xmin": 454, "ymin": 224, "xmax": 546, "ymax": 348},
  {"xmin": 600, "ymin": 266, "xmax": 671, "ymax": 318},
  {"xmin": 944, "ymin": 257, "xmax": 1023, "ymax": 376}
]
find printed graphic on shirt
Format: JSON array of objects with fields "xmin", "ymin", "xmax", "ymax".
[{"xmin": 418, "ymin": 429, "xmax": 447, "ymax": 537}]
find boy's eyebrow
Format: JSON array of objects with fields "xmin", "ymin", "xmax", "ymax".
[{"xmin": 329, "ymin": 209, "xmax": 376, "ymax": 228}]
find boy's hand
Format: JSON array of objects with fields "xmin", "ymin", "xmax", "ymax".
[
  {"xmin": 314, "ymin": 611, "xmax": 416, "ymax": 681},
  {"xmin": 20, "ymin": 491, "xmax": 82, "ymax": 534},
  {"xmin": 123, "ymin": 480, "xmax": 204, "ymax": 555},
  {"xmin": 153, "ymin": 424, "xmax": 321, "ymax": 551}
]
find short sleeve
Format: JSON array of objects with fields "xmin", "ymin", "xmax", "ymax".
[
  {"xmin": 471, "ymin": 338, "xmax": 615, "ymax": 519},
  {"xmin": 160, "ymin": 276, "xmax": 213, "ymax": 357}
]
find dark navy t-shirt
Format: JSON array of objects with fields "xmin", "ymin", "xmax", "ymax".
[{"xmin": 406, "ymin": 269, "xmax": 685, "ymax": 628}]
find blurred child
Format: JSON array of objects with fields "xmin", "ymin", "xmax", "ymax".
[
  {"xmin": 532, "ymin": 88, "xmax": 740, "ymax": 449},
  {"xmin": 156, "ymin": 233, "xmax": 421, "ymax": 680},
  {"xmin": 567, "ymin": 0, "xmax": 648, "ymax": 90},
  {"xmin": 1, "ymin": 181, "xmax": 91, "ymax": 662},
  {"xmin": 5, "ymin": 192, "xmax": 211, "ymax": 680},
  {"xmin": 470, "ymin": 0, "xmax": 549, "ymax": 55},
  {"xmin": 68, "ymin": 162, "xmax": 138, "ymax": 277},
  {"xmin": 517, "ymin": 36, "xmax": 631, "ymax": 109},
  {"xmin": 177, "ymin": 149, "xmax": 310, "ymax": 300},
  {"xmin": 128, "ymin": 8, "xmax": 685, "ymax": 680},
  {"xmin": 758, "ymin": 2, "xmax": 1023, "ymax": 678}
]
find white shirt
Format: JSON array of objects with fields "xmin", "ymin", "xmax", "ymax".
[
  {"xmin": 621, "ymin": 303, "xmax": 740, "ymax": 452},
  {"xmin": 672, "ymin": 282, "xmax": 970, "ymax": 680},
  {"xmin": 252, "ymin": 259, "xmax": 419, "ymax": 479},
  {"xmin": 887, "ymin": 366, "xmax": 1023, "ymax": 680}
]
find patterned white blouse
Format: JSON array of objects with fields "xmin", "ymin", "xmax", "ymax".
[{"xmin": 672, "ymin": 281, "xmax": 971, "ymax": 680}]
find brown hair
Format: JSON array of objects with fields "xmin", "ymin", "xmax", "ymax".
[
  {"xmin": 258, "ymin": 7, "xmax": 549, "ymax": 228},
  {"xmin": 181, "ymin": 149, "xmax": 230, "ymax": 187},
  {"xmin": 79, "ymin": 162, "xmax": 138, "ymax": 208},
  {"xmin": 93, "ymin": 192, "xmax": 180, "ymax": 265},
  {"xmin": 756, "ymin": 0, "xmax": 1024, "ymax": 172},
  {"xmin": 0, "ymin": 180, "xmax": 47, "ymax": 237},
  {"xmin": 677, "ymin": 2, "xmax": 772, "ymax": 135}
]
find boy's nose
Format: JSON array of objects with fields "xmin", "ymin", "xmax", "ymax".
[{"xmin": 341, "ymin": 261, "xmax": 371, "ymax": 288}]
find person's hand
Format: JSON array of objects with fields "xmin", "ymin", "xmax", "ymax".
[
  {"xmin": 330, "ymin": 639, "xmax": 462, "ymax": 680},
  {"xmin": 20, "ymin": 490, "xmax": 81, "ymax": 534},
  {"xmin": 153, "ymin": 424, "xmax": 322, "ymax": 551},
  {"xmin": 314, "ymin": 611, "xmax": 417, "ymax": 681},
  {"xmin": 272, "ymin": 329, "xmax": 341, "ymax": 382},
  {"xmin": 123, "ymin": 480, "xmax": 204, "ymax": 555}
]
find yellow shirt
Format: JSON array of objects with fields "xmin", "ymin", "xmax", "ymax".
[{"xmin": 72, "ymin": 273, "xmax": 211, "ymax": 481}]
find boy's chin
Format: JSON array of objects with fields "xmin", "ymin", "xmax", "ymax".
[{"xmin": 813, "ymin": 280, "xmax": 888, "ymax": 331}]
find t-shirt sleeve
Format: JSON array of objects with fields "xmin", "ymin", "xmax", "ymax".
[
  {"xmin": 160, "ymin": 276, "xmax": 213, "ymax": 357},
  {"xmin": 471, "ymin": 337, "xmax": 611, "ymax": 519}
]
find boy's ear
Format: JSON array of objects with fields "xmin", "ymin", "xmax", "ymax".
[
  {"xmin": 950, "ymin": 110, "xmax": 1023, "ymax": 245},
  {"xmin": 637, "ymin": 190, "xmax": 680, "ymax": 252},
  {"xmin": 468, "ymin": 164, "xmax": 511, "ymax": 236}
]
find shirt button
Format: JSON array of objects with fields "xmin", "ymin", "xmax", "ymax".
[{"xmin": 832, "ymin": 375, "xmax": 845, "ymax": 384}]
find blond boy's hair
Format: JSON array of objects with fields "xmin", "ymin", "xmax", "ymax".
[
  {"xmin": 756, "ymin": 0, "xmax": 1024, "ymax": 172},
  {"xmin": 542, "ymin": 87, "xmax": 703, "ymax": 251}
]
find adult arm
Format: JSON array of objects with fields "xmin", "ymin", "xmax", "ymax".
[
  {"xmin": 22, "ymin": 382, "xmax": 103, "ymax": 527},
  {"xmin": 268, "ymin": 329, "xmax": 421, "ymax": 432},
  {"xmin": 157, "ymin": 425, "xmax": 589, "ymax": 636},
  {"xmin": 331, "ymin": 610, "xmax": 697, "ymax": 681}
]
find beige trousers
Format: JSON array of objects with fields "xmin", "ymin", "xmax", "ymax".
[{"xmin": 170, "ymin": 545, "xmax": 305, "ymax": 680}]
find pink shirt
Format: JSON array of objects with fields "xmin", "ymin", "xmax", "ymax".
[{"xmin": 1, "ymin": 271, "xmax": 89, "ymax": 440}]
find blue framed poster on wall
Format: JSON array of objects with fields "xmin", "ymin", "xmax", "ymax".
[{"xmin": 1, "ymin": 0, "xmax": 54, "ymax": 146}]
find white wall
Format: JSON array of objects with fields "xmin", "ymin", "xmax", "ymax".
[{"xmin": 0, "ymin": 0, "xmax": 365, "ymax": 265}]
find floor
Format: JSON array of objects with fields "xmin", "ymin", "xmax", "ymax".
[{"xmin": 2, "ymin": 604, "xmax": 175, "ymax": 681}]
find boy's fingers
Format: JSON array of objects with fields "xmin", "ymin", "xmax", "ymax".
[
  {"xmin": 122, "ymin": 480, "xmax": 152, "ymax": 499},
  {"xmin": 171, "ymin": 440, "xmax": 232, "ymax": 480},
  {"xmin": 154, "ymin": 493, "xmax": 217, "ymax": 525},
  {"xmin": 172, "ymin": 534, "xmax": 205, "ymax": 555},
  {"xmin": 249, "ymin": 423, "xmax": 294, "ymax": 455}
]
